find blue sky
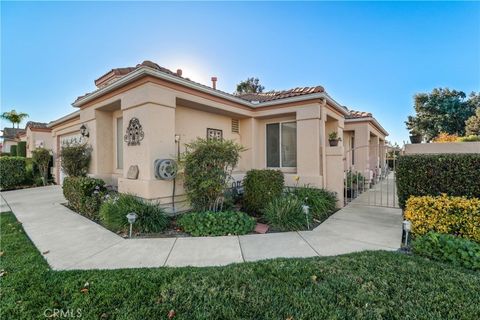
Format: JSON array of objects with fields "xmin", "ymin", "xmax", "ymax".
[{"xmin": 2, "ymin": 1, "xmax": 479, "ymax": 144}]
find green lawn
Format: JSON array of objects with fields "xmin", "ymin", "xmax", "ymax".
[{"xmin": 1, "ymin": 212, "xmax": 479, "ymax": 319}]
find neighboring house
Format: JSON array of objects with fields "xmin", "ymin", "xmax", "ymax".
[
  {"xmin": 343, "ymin": 110, "xmax": 389, "ymax": 182},
  {"xmin": 21, "ymin": 122, "xmax": 53, "ymax": 157},
  {"xmin": 50, "ymin": 60, "xmax": 389, "ymax": 208},
  {"xmin": 0, "ymin": 128, "xmax": 25, "ymax": 153},
  {"xmin": 48, "ymin": 111, "xmax": 81, "ymax": 185}
]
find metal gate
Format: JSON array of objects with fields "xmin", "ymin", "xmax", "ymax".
[{"xmin": 343, "ymin": 144, "xmax": 399, "ymax": 208}]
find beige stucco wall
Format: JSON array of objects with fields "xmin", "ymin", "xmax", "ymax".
[
  {"xmin": 25, "ymin": 128, "xmax": 53, "ymax": 157},
  {"xmin": 69, "ymin": 79, "xmax": 377, "ymax": 209},
  {"xmin": 404, "ymin": 142, "xmax": 480, "ymax": 154}
]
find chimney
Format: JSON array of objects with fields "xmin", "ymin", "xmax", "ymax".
[
  {"xmin": 211, "ymin": 76, "xmax": 217, "ymax": 90},
  {"xmin": 176, "ymin": 69, "xmax": 183, "ymax": 77}
]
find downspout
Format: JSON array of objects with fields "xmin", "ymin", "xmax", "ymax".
[{"xmin": 172, "ymin": 134, "xmax": 181, "ymax": 214}]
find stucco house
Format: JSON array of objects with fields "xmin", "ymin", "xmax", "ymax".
[
  {"xmin": 17, "ymin": 122, "xmax": 53, "ymax": 157},
  {"xmin": 0, "ymin": 128, "xmax": 25, "ymax": 153},
  {"xmin": 49, "ymin": 60, "xmax": 389, "ymax": 209},
  {"xmin": 343, "ymin": 110, "xmax": 389, "ymax": 183}
]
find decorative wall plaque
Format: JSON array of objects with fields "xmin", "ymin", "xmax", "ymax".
[
  {"xmin": 207, "ymin": 128, "xmax": 223, "ymax": 140},
  {"xmin": 124, "ymin": 117, "xmax": 144, "ymax": 146}
]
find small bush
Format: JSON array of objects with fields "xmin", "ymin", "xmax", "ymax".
[
  {"xmin": 396, "ymin": 154, "xmax": 480, "ymax": 208},
  {"xmin": 31, "ymin": 148, "xmax": 51, "ymax": 186},
  {"xmin": 432, "ymin": 132, "xmax": 458, "ymax": 143},
  {"xmin": 63, "ymin": 176, "xmax": 106, "ymax": 220},
  {"xmin": 17, "ymin": 141, "xmax": 27, "ymax": 157},
  {"xmin": 183, "ymin": 138, "xmax": 244, "ymax": 211},
  {"xmin": 264, "ymin": 195, "xmax": 312, "ymax": 231},
  {"xmin": 100, "ymin": 194, "xmax": 169, "ymax": 233},
  {"xmin": 60, "ymin": 142, "xmax": 92, "ymax": 177},
  {"xmin": 178, "ymin": 210, "xmax": 255, "ymax": 236},
  {"xmin": 243, "ymin": 169, "xmax": 284, "ymax": 214},
  {"xmin": 458, "ymin": 135, "xmax": 480, "ymax": 142},
  {"xmin": 0, "ymin": 157, "xmax": 26, "ymax": 190},
  {"xmin": 289, "ymin": 186, "xmax": 337, "ymax": 222},
  {"xmin": 9, "ymin": 145, "xmax": 17, "ymax": 156},
  {"xmin": 413, "ymin": 232, "xmax": 480, "ymax": 271},
  {"xmin": 404, "ymin": 195, "xmax": 480, "ymax": 242}
]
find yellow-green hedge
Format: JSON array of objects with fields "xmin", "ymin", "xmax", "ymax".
[{"xmin": 404, "ymin": 195, "xmax": 480, "ymax": 242}]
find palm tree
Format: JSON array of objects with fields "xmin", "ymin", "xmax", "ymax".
[{"xmin": 1, "ymin": 109, "xmax": 29, "ymax": 128}]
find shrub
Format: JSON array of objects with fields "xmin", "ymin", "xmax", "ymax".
[
  {"xmin": 63, "ymin": 176, "xmax": 106, "ymax": 220},
  {"xmin": 178, "ymin": 210, "xmax": 255, "ymax": 236},
  {"xmin": 458, "ymin": 135, "xmax": 480, "ymax": 142},
  {"xmin": 264, "ymin": 195, "xmax": 312, "ymax": 231},
  {"xmin": 17, "ymin": 141, "xmax": 27, "ymax": 157},
  {"xmin": 100, "ymin": 194, "xmax": 169, "ymax": 233},
  {"xmin": 243, "ymin": 169, "xmax": 284, "ymax": 214},
  {"xmin": 345, "ymin": 170, "xmax": 365, "ymax": 189},
  {"xmin": 0, "ymin": 157, "xmax": 26, "ymax": 190},
  {"xmin": 31, "ymin": 148, "xmax": 51, "ymax": 186},
  {"xmin": 183, "ymin": 138, "xmax": 244, "ymax": 211},
  {"xmin": 10, "ymin": 145, "xmax": 17, "ymax": 156},
  {"xmin": 60, "ymin": 142, "xmax": 92, "ymax": 177},
  {"xmin": 465, "ymin": 107, "xmax": 480, "ymax": 136},
  {"xmin": 396, "ymin": 154, "xmax": 480, "ymax": 208},
  {"xmin": 413, "ymin": 232, "xmax": 480, "ymax": 271},
  {"xmin": 289, "ymin": 186, "xmax": 337, "ymax": 222},
  {"xmin": 432, "ymin": 132, "xmax": 458, "ymax": 143},
  {"xmin": 404, "ymin": 195, "xmax": 480, "ymax": 242}
]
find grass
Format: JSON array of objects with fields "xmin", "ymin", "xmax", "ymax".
[{"xmin": 1, "ymin": 212, "xmax": 479, "ymax": 319}]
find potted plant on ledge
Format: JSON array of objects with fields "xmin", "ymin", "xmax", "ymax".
[
  {"xmin": 328, "ymin": 131, "xmax": 342, "ymax": 147},
  {"xmin": 409, "ymin": 129, "xmax": 423, "ymax": 144}
]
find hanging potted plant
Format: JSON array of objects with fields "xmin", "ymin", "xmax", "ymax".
[
  {"xmin": 328, "ymin": 131, "xmax": 342, "ymax": 147},
  {"xmin": 409, "ymin": 129, "xmax": 423, "ymax": 144}
]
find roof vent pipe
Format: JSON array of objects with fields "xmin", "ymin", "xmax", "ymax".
[
  {"xmin": 211, "ymin": 77, "xmax": 217, "ymax": 90},
  {"xmin": 176, "ymin": 69, "xmax": 183, "ymax": 77}
]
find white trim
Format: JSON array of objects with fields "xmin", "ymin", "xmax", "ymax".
[
  {"xmin": 72, "ymin": 66, "xmax": 350, "ymax": 116},
  {"xmin": 265, "ymin": 120, "xmax": 297, "ymax": 170},
  {"xmin": 47, "ymin": 110, "xmax": 80, "ymax": 128},
  {"xmin": 345, "ymin": 117, "xmax": 389, "ymax": 136}
]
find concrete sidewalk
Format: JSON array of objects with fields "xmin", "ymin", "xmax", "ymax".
[{"xmin": 1, "ymin": 186, "xmax": 402, "ymax": 270}]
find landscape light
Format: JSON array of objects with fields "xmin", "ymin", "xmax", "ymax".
[{"xmin": 126, "ymin": 212, "xmax": 137, "ymax": 238}]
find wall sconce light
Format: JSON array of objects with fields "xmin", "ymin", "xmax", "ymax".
[
  {"xmin": 80, "ymin": 124, "xmax": 89, "ymax": 138},
  {"xmin": 126, "ymin": 212, "xmax": 137, "ymax": 238}
]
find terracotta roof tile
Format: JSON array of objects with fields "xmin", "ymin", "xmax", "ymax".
[
  {"xmin": 75, "ymin": 61, "xmax": 327, "ymax": 105},
  {"xmin": 1, "ymin": 128, "xmax": 25, "ymax": 139},
  {"xmin": 236, "ymin": 86, "xmax": 325, "ymax": 102},
  {"xmin": 25, "ymin": 121, "xmax": 49, "ymax": 129},
  {"xmin": 345, "ymin": 110, "xmax": 372, "ymax": 119}
]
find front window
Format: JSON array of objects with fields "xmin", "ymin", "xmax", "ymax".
[{"xmin": 266, "ymin": 122, "xmax": 297, "ymax": 168}]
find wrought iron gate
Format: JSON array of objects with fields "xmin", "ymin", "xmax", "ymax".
[{"xmin": 343, "ymin": 145, "xmax": 399, "ymax": 208}]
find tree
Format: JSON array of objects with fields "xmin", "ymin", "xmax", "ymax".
[
  {"xmin": 405, "ymin": 89, "xmax": 478, "ymax": 141},
  {"xmin": 465, "ymin": 107, "xmax": 480, "ymax": 136},
  {"xmin": 235, "ymin": 77, "xmax": 265, "ymax": 94},
  {"xmin": 32, "ymin": 148, "xmax": 51, "ymax": 186},
  {"xmin": 0, "ymin": 109, "xmax": 29, "ymax": 128}
]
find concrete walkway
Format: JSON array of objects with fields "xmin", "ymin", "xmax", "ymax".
[{"xmin": 1, "ymin": 185, "xmax": 402, "ymax": 270}]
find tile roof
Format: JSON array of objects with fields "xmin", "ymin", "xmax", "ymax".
[
  {"xmin": 1, "ymin": 128, "xmax": 25, "ymax": 139},
  {"xmin": 25, "ymin": 121, "xmax": 49, "ymax": 130},
  {"xmin": 75, "ymin": 61, "xmax": 326, "ymax": 105},
  {"xmin": 346, "ymin": 110, "xmax": 373, "ymax": 119},
  {"xmin": 236, "ymin": 86, "xmax": 325, "ymax": 103}
]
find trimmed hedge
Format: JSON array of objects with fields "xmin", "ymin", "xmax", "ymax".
[
  {"xmin": 243, "ymin": 169, "xmax": 284, "ymax": 214},
  {"xmin": 100, "ymin": 194, "xmax": 169, "ymax": 233},
  {"xmin": 63, "ymin": 176, "xmax": 106, "ymax": 220},
  {"xmin": 9, "ymin": 145, "xmax": 17, "ymax": 156},
  {"xmin": 396, "ymin": 154, "xmax": 480, "ymax": 208},
  {"xmin": 404, "ymin": 195, "xmax": 480, "ymax": 242},
  {"xmin": 16, "ymin": 141, "xmax": 27, "ymax": 157},
  {"xmin": 0, "ymin": 157, "xmax": 26, "ymax": 190},
  {"xmin": 413, "ymin": 232, "xmax": 480, "ymax": 271},
  {"xmin": 178, "ymin": 210, "xmax": 255, "ymax": 236}
]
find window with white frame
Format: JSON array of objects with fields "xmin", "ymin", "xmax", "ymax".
[{"xmin": 266, "ymin": 121, "xmax": 297, "ymax": 168}]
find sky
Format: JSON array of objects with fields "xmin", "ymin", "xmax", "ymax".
[{"xmin": 2, "ymin": 1, "xmax": 479, "ymax": 144}]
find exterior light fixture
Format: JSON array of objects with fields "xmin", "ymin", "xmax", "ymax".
[
  {"xmin": 126, "ymin": 212, "xmax": 137, "ymax": 238},
  {"xmin": 302, "ymin": 204, "xmax": 310, "ymax": 230},
  {"xmin": 402, "ymin": 220, "xmax": 411, "ymax": 247},
  {"xmin": 80, "ymin": 124, "xmax": 89, "ymax": 138}
]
